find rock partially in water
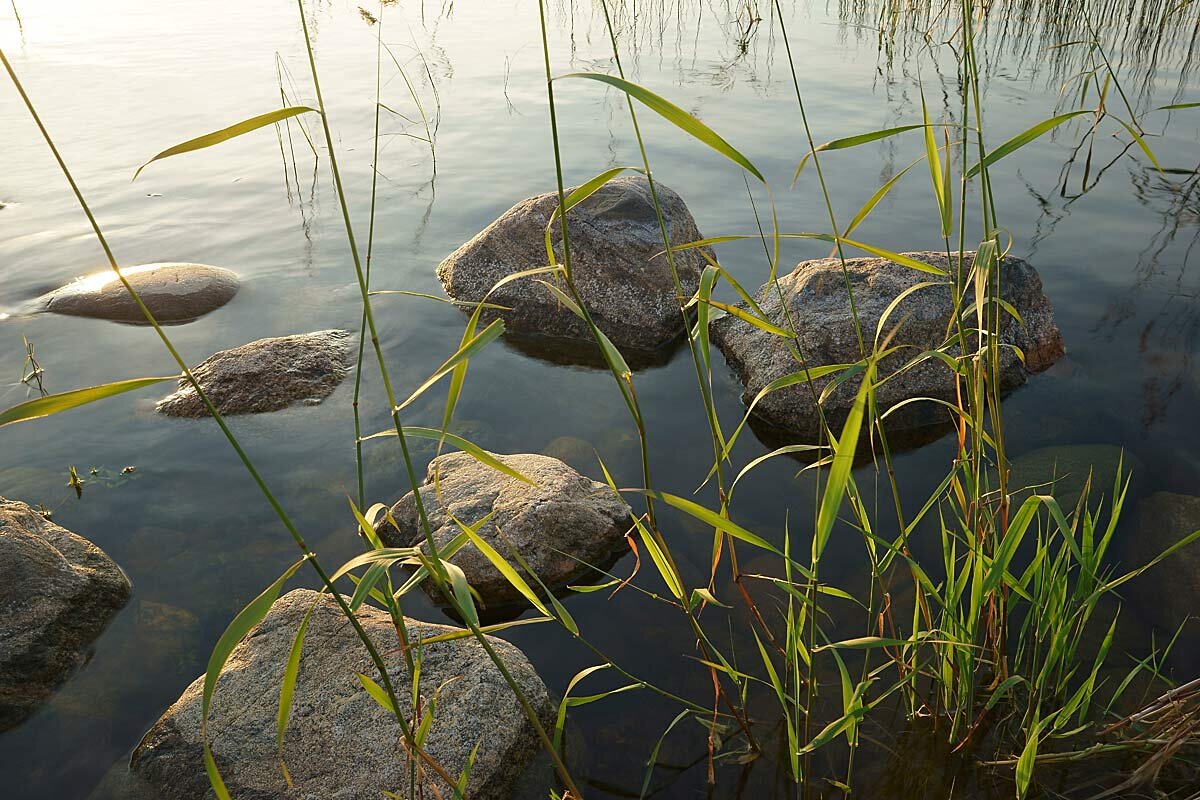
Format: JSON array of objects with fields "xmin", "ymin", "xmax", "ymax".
[
  {"xmin": 40, "ymin": 263, "xmax": 239, "ymax": 324},
  {"xmin": 437, "ymin": 175, "xmax": 712, "ymax": 354},
  {"xmin": 1124, "ymin": 492, "xmax": 1200, "ymax": 633},
  {"xmin": 156, "ymin": 330, "xmax": 351, "ymax": 418},
  {"xmin": 711, "ymin": 251, "xmax": 1065, "ymax": 443},
  {"xmin": 379, "ymin": 452, "xmax": 632, "ymax": 610},
  {"xmin": 0, "ymin": 497, "xmax": 131, "ymax": 732},
  {"xmin": 130, "ymin": 588, "xmax": 552, "ymax": 800}
]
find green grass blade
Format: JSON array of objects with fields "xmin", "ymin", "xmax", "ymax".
[
  {"xmin": 134, "ymin": 106, "xmax": 318, "ymax": 179},
  {"xmin": 203, "ymin": 557, "xmax": 307, "ymax": 793},
  {"xmin": 921, "ymin": 95, "xmax": 949, "ymax": 236},
  {"xmin": 704, "ymin": 299, "xmax": 795, "ymax": 337},
  {"xmin": 357, "ymin": 672, "xmax": 398, "ymax": 714},
  {"xmin": 967, "ymin": 110, "xmax": 1092, "ymax": 178},
  {"xmin": 1113, "ymin": 116, "xmax": 1163, "ymax": 173},
  {"xmin": 0, "ymin": 375, "xmax": 180, "ymax": 427},
  {"xmin": 450, "ymin": 516, "xmax": 554, "ymax": 617},
  {"xmin": 534, "ymin": 279, "xmax": 632, "ymax": 378},
  {"xmin": 793, "ymin": 124, "xmax": 930, "ymax": 183},
  {"xmin": 441, "ymin": 560, "xmax": 479, "ymax": 626},
  {"xmin": 544, "ymin": 166, "xmax": 641, "ymax": 264},
  {"xmin": 837, "ymin": 238, "xmax": 949, "ymax": 275},
  {"xmin": 361, "ymin": 426, "xmax": 535, "ymax": 485},
  {"xmin": 276, "ymin": 599, "xmax": 318, "ymax": 786},
  {"xmin": 813, "ymin": 360, "xmax": 876, "ymax": 561},
  {"xmin": 695, "ymin": 265, "xmax": 720, "ymax": 372},
  {"xmin": 559, "ymin": 72, "xmax": 763, "ymax": 182},
  {"xmin": 555, "ymin": 665, "xmax": 610, "ymax": 752},
  {"xmin": 394, "ymin": 319, "xmax": 505, "ymax": 412},
  {"xmin": 416, "ymin": 616, "xmax": 553, "ymax": 644},
  {"xmin": 842, "ymin": 158, "xmax": 922, "ymax": 237}
]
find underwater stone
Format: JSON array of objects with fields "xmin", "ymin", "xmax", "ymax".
[
  {"xmin": 379, "ymin": 452, "xmax": 632, "ymax": 610},
  {"xmin": 540, "ymin": 436, "xmax": 596, "ymax": 471},
  {"xmin": 155, "ymin": 330, "xmax": 350, "ymax": 418},
  {"xmin": 0, "ymin": 497, "xmax": 131, "ymax": 732},
  {"xmin": 711, "ymin": 251, "xmax": 1065, "ymax": 443},
  {"xmin": 40, "ymin": 263, "xmax": 239, "ymax": 324},
  {"xmin": 1010, "ymin": 443, "xmax": 1144, "ymax": 509},
  {"xmin": 130, "ymin": 588, "xmax": 551, "ymax": 800},
  {"xmin": 437, "ymin": 175, "xmax": 712, "ymax": 354}
]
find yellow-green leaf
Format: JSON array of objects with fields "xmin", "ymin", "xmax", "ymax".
[
  {"xmin": 0, "ymin": 375, "xmax": 181, "ymax": 428},
  {"xmin": 135, "ymin": 106, "xmax": 318, "ymax": 179},
  {"xmin": 559, "ymin": 73, "xmax": 763, "ymax": 182}
]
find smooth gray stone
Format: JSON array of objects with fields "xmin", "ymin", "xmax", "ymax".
[{"xmin": 40, "ymin": 263, "xmax": 239, "ymax": 324}]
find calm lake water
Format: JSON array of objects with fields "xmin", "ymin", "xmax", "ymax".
[{"xmin": 3, "ymin": 0, "xmax": 1200, "ymax": 797}]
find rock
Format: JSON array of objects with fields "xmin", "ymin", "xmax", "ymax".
[
  {"xmin": 1124, "ymin": 492, "xmax": 1200, "ymax": 634},
  {"xmin": 130, "ymin": 588, "xmax": 552, "ymax": 800},
  {"xmin": 437, "ymin": 175, "xmax": 711, "ymax": 353},
  {"xmin": 0, "ymin": 497, "xmax": 131, "ymax": 731},
  {"xmin": 41, "ymin": 263, "xmax": 239, "ymax": 324},
  {"xmin": 711, "ymin": 251, "xmax": 1064, "ymax": 443},
  {"xmin": 379, "ymin": 452, "xmax": 631, "ymax": 609},
  {"xmin": 1010, "ymin": 444, "xmax": 1143, "ymax": 510},
  {"xmin": 156, "ymin": 330, "xmax": 351, "ymax": 417}
]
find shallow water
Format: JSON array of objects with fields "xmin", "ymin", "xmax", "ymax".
[{"xmin": 2, "ymin": 0, "xmax": 1199, "ymax": 797}]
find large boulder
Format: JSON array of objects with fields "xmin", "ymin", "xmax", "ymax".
[
  {"xmin": 379, "ymin": 452, "xmax": 632, "ymax": 610},
  {"xmin": 130, "ymin": 588, "xmax": 552, "ymax": 800},
  {"xmin": 711, "ymin": 251, "xmax": 1064, "ymax": 443},
  {"xmin": 437, "ymin": 175, "xmax": 711, "ymax": 353},
  {"xmin": 156, "ymin": 330, "xmax": 350, "ymax": 417},
  {"xmin": 0, "ymin": 497, "xmax": 131, "ymax": 731},
  {"xmin": 40, "ymin": 263, "xmax": 239, "ymax": 324}
]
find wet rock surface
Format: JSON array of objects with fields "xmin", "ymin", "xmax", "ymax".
[
  {"xmin": 0, "ymin": 497, "xmax": 131, "ymax": 732},
  {"xmin": 40, "ymin": 263, "xmax": 239, "ymax": 324},
  {"xmin": 437, "ymin": 175, "xmax": 711, "ymax": 354},
  {"xmin": 711, "ymin": 251, "xmax": 1065, "ymax": 443},
  {"xmin": 379, "ymin": 452, "xmax": 632, "ymax": 609},
  {"xmin": 156, "ymin": 330, "xmax": 351, "ymax": 418},
  {"xmin": 130, "ymin": 588, "xmax": 552, "ymax": 800}
]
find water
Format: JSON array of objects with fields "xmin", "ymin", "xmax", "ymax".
[{"xmin": 2, "ymin": 0, "xmax": 1199, "ymax": 797}]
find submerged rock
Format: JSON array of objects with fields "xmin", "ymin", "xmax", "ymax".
[
  {"xmin": 1126, "ymin": 492, "xmax": 1200, "ymax": 633},
  {"xmin": 437, "ymin": 175, "xmax": 711, "ymax": 354},
  {"xmin": 379, "ymin": 452, "xmax": 632, "ymax": 609},
  {"xmin": 130, "ymin": 588, "xmax": 551, "ymax": 800},
  {"xmin": 540, "ymin": 436, "xmax": 596, "ymax": 471},
  {"xmin": 711, "ymin": 251, "xmax": 1064, "ymax": 443},
  {"xmin": 0, "ymin": 497, "xmax": 131, "ymax": 731},
  {"xmin": 156, "ymin": 330, "xmax": 351, "ymax": 417},
  {"xmin": 1010, "ymin": 444, "xmax": 1143, "ymax": 510},
  {"xmin": 40, "ymin": 263, "xmax": 239, "ymax": 324}
]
